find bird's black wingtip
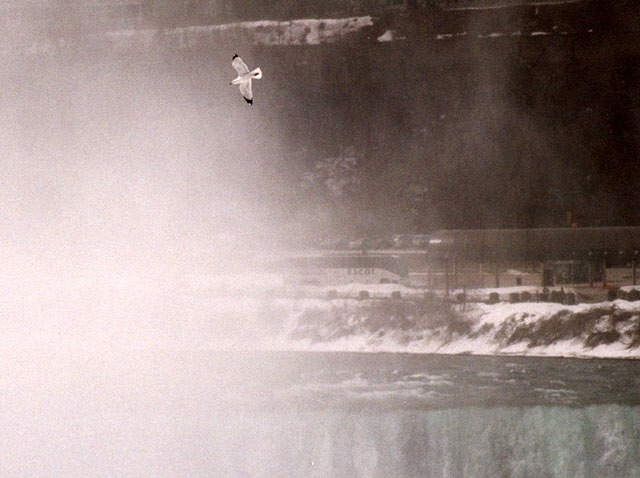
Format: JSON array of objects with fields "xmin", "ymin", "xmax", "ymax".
[
  {"xmin": 232, "ymin": 53, "xmax": 239, "ymax": 60},
  {"xmin": 244, "ymin": 97, "xmax": 253, "ymax": 105}
]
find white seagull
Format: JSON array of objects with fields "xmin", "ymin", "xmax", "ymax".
[{"xmin": 229, "ymin": 54, "xmax": 262, "ymax": 105}]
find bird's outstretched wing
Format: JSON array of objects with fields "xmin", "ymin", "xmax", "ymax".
[
  {"xmin": 232, "ymin": 55, "xmax": 250, "ymax": 76},
  {"xmin": 239, "ymin": 80, "xmax": 253, "ymax": 104}
]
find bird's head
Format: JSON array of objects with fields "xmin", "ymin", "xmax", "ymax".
[{"xmin": 232, "ymin": 54, "xmax": 238, "ymax": 60}]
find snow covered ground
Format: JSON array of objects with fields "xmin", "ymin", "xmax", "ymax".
[
  {"xmin": 2, "ymin": 16, "xmax": 375, "ymax": 56},
  {"xmin": 239, "ymin": 296, "xmax": 640, "ymax": 359},
  {"xmin": 180, "ymin": 273, "xmax": 640, "ymax": 359},
  {"xmin": 102, "ymin": 16, "xmax": 374, "ymax": 49},
  {"xmin": 3, "ymin": 268, "xmax": 640, "ymax": 359},
  {"xmin": 3, "ymin": 11, "xmax": 594, "ymax": 57}
]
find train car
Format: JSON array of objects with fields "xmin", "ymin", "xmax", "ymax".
[{"xmin": 280, "ymin": 253, "xmax": 408, "ymax": 286}]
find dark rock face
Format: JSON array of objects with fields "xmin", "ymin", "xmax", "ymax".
[{"xmin": 4, "ymin": 1, "xmax": 640, "ymax": 243}]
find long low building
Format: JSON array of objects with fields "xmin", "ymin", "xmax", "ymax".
[{"xmin": 426, "ymin": 227, "xmax": 640, "ymax": 263}]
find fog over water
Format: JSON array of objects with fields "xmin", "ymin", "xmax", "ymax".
[
  {"xmin": 1, "ymin": 42, "xmax": 293, "ymax": 303},
  {"xmin": 3, "ymin": 51, "xmax": 283, "ymax": 244}
]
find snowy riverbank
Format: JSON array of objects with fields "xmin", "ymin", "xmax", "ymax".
[
  {"xmin": 3, "ymin": 269, "xmax": 640, "ymax": 359},
  {"xmin": 185, "ymin": 277, "xmax": 640, "ymax": 359},
  {"xmin": 212, "ymin": 296, "xmax": 640, "ymax": 359}
]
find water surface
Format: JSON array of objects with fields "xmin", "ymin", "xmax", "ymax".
[{"xmin": 3, "ymin": 351, "xmax": 640, "ymax": 477}]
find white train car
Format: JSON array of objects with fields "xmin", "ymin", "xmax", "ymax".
[{"xmin": 280, "ymin": 254, "xmax": 407, "ymax": 286}]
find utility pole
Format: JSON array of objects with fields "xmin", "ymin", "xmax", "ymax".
[{"xmin": 445, "ymin": 255, "xmax": 450, "ymax": 299}]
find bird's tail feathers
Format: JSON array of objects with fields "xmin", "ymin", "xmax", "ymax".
[{"xmin": 250, "ymin": 68, "xmax": 262, "ymax": 79}]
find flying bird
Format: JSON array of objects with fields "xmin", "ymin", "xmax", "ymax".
[{"xmin": 229, "ymin": 54, "xmax": 262, "ymax": 105}]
